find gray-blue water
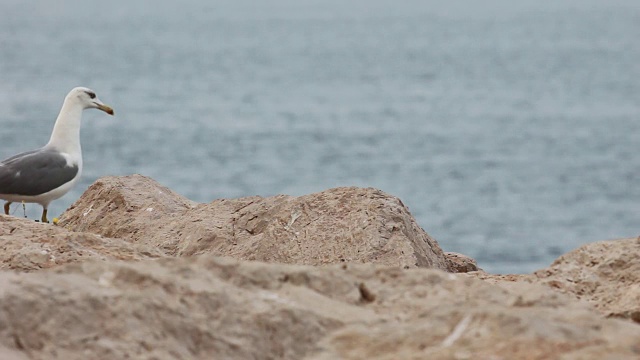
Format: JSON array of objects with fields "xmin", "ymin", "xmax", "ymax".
[{"xmin": 1, "ymin": 0, "xmax": 638, "ymax": 273}]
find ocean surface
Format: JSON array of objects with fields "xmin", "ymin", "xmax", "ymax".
[{"xmin": 0, "ymin": 0, "xmax": 638, "ymax": 273}]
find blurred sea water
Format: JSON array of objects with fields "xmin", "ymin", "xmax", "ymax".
[{"xmin": 0, "ymin": 0, "xmax": 638, "ymax": 273}]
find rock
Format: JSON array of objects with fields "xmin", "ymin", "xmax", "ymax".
[
  {"xmin": 0, "ymin": 345, "xmax": 29, "ymax": 360},
  {"xmin": 57, "ymin": 174, "xmax": 197, "ymax": 240},
  {"xmin": 444, "ymin": 252, "xmax": 480, "ymax": 272},
  {"xmin": 466, "ymin": 237, "xmax": 640, "ymax": 325},
  {"xmin": 0, "ymin": 216, "xmax": 161, "ymax": 272},
  {"xmin": 531, "ymin": 237, "xmax": 640, "ymax": 323},
  {"xmin": 2, "ymin": 175, "xmax": 639, "ymax": 358},
  {"xmin": 0, "ymin": 256, "xmax": 638, "ymax": 360},
  {"xmin": 58, "ymin": 175, "xmax": 454, "ymax": 271}
]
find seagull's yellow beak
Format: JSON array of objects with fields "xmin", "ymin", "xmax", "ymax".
[{"xmin": 97, "ymin": 104, "xmax": 115, "ymax": 115}]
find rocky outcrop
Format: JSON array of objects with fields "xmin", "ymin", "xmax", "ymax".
[
  {"xmin": 0, "ymin": 175, "xmax": 638, "ymax": 359},
  {"xmin": 0, "ymin": 216, "xmax": 161, "ymax": 272},
  {"xmin": 532, "ymin": 237, "xmax": 640, "ymax": 323},
  {"xmin": 58, "ymin": 175, "xmax": 454, "ymax": 271},
  {"xmin": 444, "ymin": 251, "xmax": 480, "ymax": 272},
  {"xmin": 469, "ymin": 237, "xmax": 640, "ymax": 325},
  {"xmin": 1, "ymin": 256, "xmax": 639, "ymax": 360}
]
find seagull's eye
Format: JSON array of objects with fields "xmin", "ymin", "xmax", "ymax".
[{"xmin": 85, "ymin": 91, "xmax": 96, "ymax": 99}]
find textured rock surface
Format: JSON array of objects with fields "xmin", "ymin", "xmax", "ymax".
[
  {"xmin": 58, "ymin": 175, "xmax": 453, "ymax": 271},
  {"xmin": 0, "ymin": 256, "xmax": 639, "ymax": 360},
  {"xmin": 532, "ymin": 237, "xmax": 640, "ymax": 323},
  {"xmin": 0, "ymin": 216, "xmax": 161, "ymax": 272},
  {"xmin": 469, "ymin": 237, "xmax": 640, "ymax": 324},
  {"xmin": 444, "ymin": 252, "xmax": 480, "ymax": 272},
  {"xmin": 0, "ymin": 175, "xmax": 638, "ymax": 359}
]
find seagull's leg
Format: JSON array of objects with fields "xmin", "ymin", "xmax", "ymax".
[
  {"xmin": 41, "ymin": 208, "xmax": 49, "ymax": 223},
  {"xmin": 4, "ymin": 202, "xmax": 11, "ymax": 215}
]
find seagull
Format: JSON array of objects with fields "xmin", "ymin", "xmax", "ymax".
[{"xmin": 0, "ymin": 87, "xmax": 114, "ymax": 223}]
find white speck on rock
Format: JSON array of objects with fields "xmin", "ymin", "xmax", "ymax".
[
  {"xmin": 83, "ymin": 204, "xmax": 94, "ymax": 217},
  {"xmin": 98, "ymin": 271, "xmax": 116, "ymax": 287}
]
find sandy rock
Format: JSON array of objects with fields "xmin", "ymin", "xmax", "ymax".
[
  {"xmin": 1, "ymin": 175, "xmax": 639, "ymax": 359},
  {"xmin": 466, "ymin": 237, "xmax": 640, "ymax": 324},
  {"xmin": 58, "ymin": 175, "xmax": 453, "ymax": 271},
  {"xmin": 57, "ymin": 174, "xmax": 197, "ymax": 239},
  {"xmin": 0, "ymin": 345, "xmax": 29, "ymax": 360},
  {"xmin": 444, "ymin": 252, "xmax": 480, "ymax": 272},
  {"xmin": 0, "ymin": 256, "xmax": 638, "ymax": 360},
  {"xmin": 0, "ymin": 216, "xmax": 161, "ymax": 272},
  {"xmin": 531, "ymin": 237, "xmax": 640, "ymax": 323}
]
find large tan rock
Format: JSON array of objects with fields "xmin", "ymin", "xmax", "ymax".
[
  {"xmin": 0, "ymin": 256, "xmax": 638, "ymax": 360},
  {"xmin": 0, "ymin": 175, "xmax": 639, "ymax": 359},
  {"xmin": 469, "ymin": 237, "xmax": 640, "ymax": 324},
  {"xmin": 0, "ymin": 216, "xmax": 161, "ymax": 272},
  {"xmin": 531, "ymin": 237, "xmax": 640, "ymax": 323},
  {"xmin": 58, "ymin": 175, "xmax": 454, "ymax": 271}
]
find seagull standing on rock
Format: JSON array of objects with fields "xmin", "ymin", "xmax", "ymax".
[{"xmin": 0, "ymin": 87, "xmax": 114, "ymax": 223}]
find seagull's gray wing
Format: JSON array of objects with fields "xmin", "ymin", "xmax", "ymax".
[{"xmin": 0, "ymin": 148, "xmax": 79, "ymax": 196}]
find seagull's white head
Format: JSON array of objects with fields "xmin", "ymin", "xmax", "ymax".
[{"xmin": 66, "ymin": 87, "xmax": 114, "ymax": 115}]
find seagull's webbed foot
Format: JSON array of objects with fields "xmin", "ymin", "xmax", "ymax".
[{"xmin": 4, "ymin": 202, "xmax": 11, "ymax": 215}]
